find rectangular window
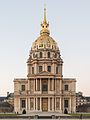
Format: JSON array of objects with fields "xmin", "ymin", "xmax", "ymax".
[
  {"xmin": 21, "ymin": 85, "xmax": 25, "ymax": 91},
  {"xmin": 56, "ymin": 67, "xmax": 58, "ymax": 74},
  {"xmin": 32, "ymin": 67, "xmax": 34, "ymax": 74},
  {"xmin": 47, "ymin": 66, "xmax": 51, "ymax": 72},
  {"xmin": 48, "ymin": 52, "xmax": 50, "ymax": 58},
  {"xmin": 39, "ymin": 66, "xmax": 42, "ymax": 72},
  {"xmin": 65, "ymin": 85, "xmax": 68, "ymax": 91},
  {"xmin": 40, "ymin": 52, "xmax": 42, "ymax": 58},
  {"xmin": 22, "ymin": 100, "xmax": 26, "ymax": 108},
  {"xmin": 64, "ymin": 100, "xmax": 68, "ymax": 108},
  {"xmin": 54, "ymin": 53, "xmax": 57, "ymax": 58},
  {"xmin": 42, "ymin": 85, "xmax": 48, "ymax": 91}
]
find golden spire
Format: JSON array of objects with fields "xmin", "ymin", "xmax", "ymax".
[
  {"xmin": 44, "ymin": 8, "xmax": 46, "ymax": 23},
  {"xmin": 40, "ymin": 8, "xmax": 50, "ymax": 36}
]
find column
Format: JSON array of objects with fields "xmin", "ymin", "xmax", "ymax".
[
  {"xmin": 48, "ymin": 98, "xmax": 50, "ymax": 111},
  {"xmin": 52, "ymin": 97, "xmax": 54, "ymax": 111},
  {"xmin": 52, "ymin": 78, "xmax": 54, "ymax": 91},
  {"xmin": 36, "ymin": 79, "xmax": 37, "ymax": 91},
  {"xmin": 28, "ymin": 80, "xmax": 30, "ymax": 94},
  {"xmin": 34, "ymin": 79, "xmax": 35, "ymax": 92},
  {"xmin": 40, "ymin": 97, "xmax": 42, "ymax": 111},
  {"xmin": 63, "ymin": 97, "xmax": 64, "ymax": 113},
  {"xmin": 40, "ymin": 78, "xmax": 42, "ymax": 92},
  {"xmin": 26, "ymin": 98, "xmax": 28, "ymax": 111},
  {"xmin": 55, "ymin": 97, "xmax": 56, "ymax": 111},
  {"xmin": 34, "ymin": 97, "xmax": 35, "ymax": 111},
  {"xmin": 60, "ymin": 97, "xmax": 62, "ymax": 112},
  {"xmin": 55, "ymin": 78, "xmax": 56, "ymax": 92},
  {"xmin": 35, "ymin": 62, "xmax": 37, "ymax": 74},
  {"xmin": 69, "ymin": 97, "xmax": 71, "ymax": 113},
  {"xmin": 28, "ymin": 98, "xmax": 30, "ymax": 111},
  {"xmin": 19, "ymin": 98, "xmax": 21, "ymax": 111},
  {"xmin": 36, "ymin": 97, "xmax": 38, "ymax": 111},
  {"xmin": 48, "ymin": 78, "xmax": 50, "ymax": 91},
  {"xmin": 60, "ymin": 79, "xmax": 62, "ymax": 94},
  {"xmin": 53, "ymin": 63, "xmax": 55, "ymax": 74}
]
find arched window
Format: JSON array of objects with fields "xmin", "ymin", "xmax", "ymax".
[
  {"xmin": 47, "ymin": 52, "xmax": 50, "ymax": 58},
  {"xmin": 40, "ymin": 52, "xmax": 42, "ymax": 58}
]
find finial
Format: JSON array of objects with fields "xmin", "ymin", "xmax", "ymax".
[
  {"xmin": 40, "ymin": 7, "xmax": 50, "ymax": 36},
  {"xmin": 44, "ymin": 7, "xmax": 46, "ymax": 23}
]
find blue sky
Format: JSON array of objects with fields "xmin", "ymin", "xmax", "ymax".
[{"xmin": 0, "ymin": 0, "xmax": 90, "ymax": 96}]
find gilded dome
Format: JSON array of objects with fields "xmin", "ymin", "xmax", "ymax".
[
  {"xmin": 31, "ymin": 8, "xmax": 59, "ymax": 51},
  {"xmin": 32, "ymin": 36, "xmax": 59, "ymax": 51}
]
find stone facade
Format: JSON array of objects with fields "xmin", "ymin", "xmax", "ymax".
[{"xmin": 14, "ymin": 8, "xmax": 76, "ymax": 114}]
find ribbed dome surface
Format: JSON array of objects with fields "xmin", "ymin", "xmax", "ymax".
[{"xmin": 31, "ymin": 35, "xmax": 59, "ymax": 51}]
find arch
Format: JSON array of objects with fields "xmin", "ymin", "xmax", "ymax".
[
  {"xmin": 22, "ymin": 109, "xmax": 26, "ymax": 114},
  {"xmin": 64, "ymin": 108, "xmax": 68, "ymax": 114}
]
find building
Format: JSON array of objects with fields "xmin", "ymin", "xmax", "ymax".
[
  {"xmin": 0, "ymin": 92, "xmax": 14, "ymax": 113},
  {"xmin": 14, "ymin": 8, "xmax": 76, "ymax": 114},
  {"xmin": 76, "ymin": 92, "xmax": 90, "ymax": 112},
  {"xmin": 76, "ymin": 92, "xmax": 86, "ymax": 107},
  {"xmin": 0, "ymin": 97, "xmax": 6, "ymax": 103},
  {"xmin": 4, "ymin": 92, "xmax": 14, "ymax": 106}
]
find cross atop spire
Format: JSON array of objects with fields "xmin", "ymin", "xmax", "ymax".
[{"xmin": 40, "ymin": 8, "xmax": 50, "ymax": 36}]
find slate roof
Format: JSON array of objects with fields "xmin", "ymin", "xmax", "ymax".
[
  {"xmin": 0, "ymin": 97, "xmax": 6, "ymax": 101},
  {"xmin": 5, "ymin": 93, "xmax": 14, "ymax": 99}
]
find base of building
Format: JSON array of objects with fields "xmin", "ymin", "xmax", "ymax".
[{"xmin": 21, "ymin": 111, "xmax": 70, "ymax": 117}]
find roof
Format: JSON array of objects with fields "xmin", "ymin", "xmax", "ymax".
[
  {"xmin": 85, "ymin": 97, "xmax": 90, "ymax": 101},
  {"xmin": 0, "ymin": 102, "xmax": 12, "ymax": 107},
  {"xmin": 0, "ymin": 97, "xmax": 6, "ymax": 101},
  {"xmin": 5, "ymin": 93, "xmax": 14, "ymax": 99}
]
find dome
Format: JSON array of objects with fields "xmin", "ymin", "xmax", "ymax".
[
  {"xmin": 32, "ymin": 35, "xmax": 59, "ymax": 51},
  {"xmin": 31, "ymin": 8, "xmax": 59, "ymax": 51}
]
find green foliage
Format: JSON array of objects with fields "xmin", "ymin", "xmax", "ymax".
[
  {"xmin": 69, "ymin": 113, "xmax": 90, "ymax": 116},
  {"xmin": 0, "ymin": 114, "xmax": 20, "ymax": 116}
]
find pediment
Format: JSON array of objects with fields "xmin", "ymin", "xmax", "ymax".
[{"xmin": 37, "ymin": 71, "xmax": 52, "ymax": 76}]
